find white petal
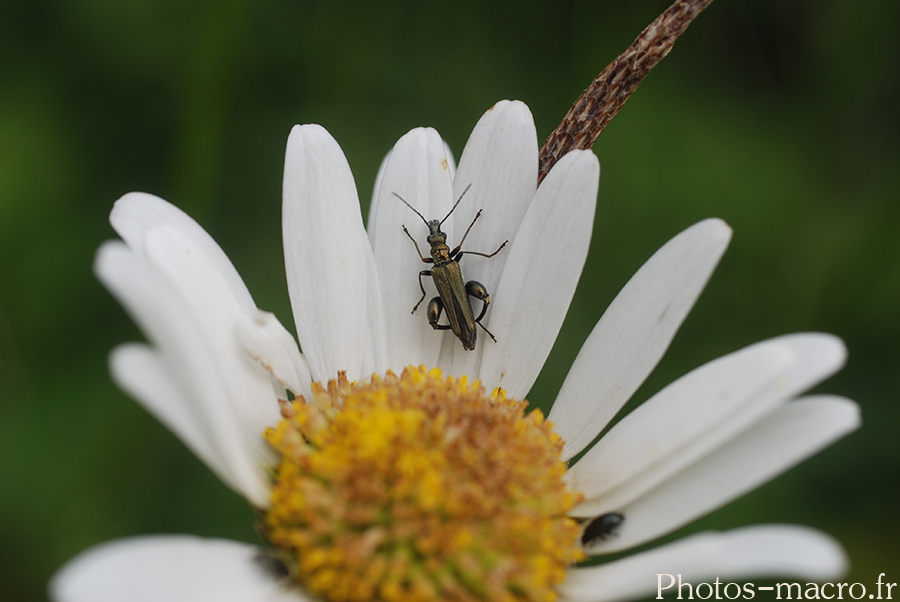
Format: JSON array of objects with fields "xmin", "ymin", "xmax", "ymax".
[
  {"xmin": 478, "ymin": 150, "xmax": 599, "ymax": 398},
  {"xmin": 282, "ymin": 124, "xmax": 385, "ymax": 381},
  {"xmin": 109, "ymin": 191, "xmax": 256, "ymax": 312},
  {"xmin": 95, "ymin": 242, "xmax": 272, "ymax": 507},
  {"xmin": 568, "ymin": 337, "xmax": 792, "ymax": 512},
  {"xmin": 584, "ymin": 396, "xmax": 860, "ymax": 553},
  {"xmin": 440, "ymin": 100, "xmax": 540, "ymax": 375},
  {"xmin": 110, "ymin": 343, "xmax": 225, "ymax": 480},
  {"xmin": 237, "ymin": 310, "xmax": 312, "ymax": 396},
  {"xmin": 450, "ymin": 100, "xmax": 537, "ymax": 246},
  {"xmin": 366, "ymin": 149, "xmax": 392, "ymax": 240},
  {"xmin": 50, "ymin": 536, "xmax": 308, "ymax": 602},
  {"xmin": 368, "ymin": 127, "xmax": 455, "ymax": 371},
  {"xmin": 569, "ymin": 334, "xmax": 848, "ymax": 518},
  {"xmin": 106, "ymin": 195, "xmax": 286, "ymax": 504},
  {"xmin": 363, "ymin": 245, "xmax": 389, "ymax": 377},
  {"xmin": 367, "ymin": 141, "xmax": 456, "ymax": 245},
  {"xmin": 549, "ymin": 218, "xmax": 731, "ymax": 460},
  {"xmin": 143, "ymin": 226, "xmax": 283, "ymax": 444},
  {"xmin": 561, "ymin": 526, "xmax": 847, "ymax": 602},
  {"xmin": 443, "ymin": 140, "xmax": 457, "ymax": 182}
]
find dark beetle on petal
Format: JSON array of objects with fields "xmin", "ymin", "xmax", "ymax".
[
  {"xmin": 253, "ymin": 551, "xmax": 290, "ymax": 579},
  {"xmin": 581, "ymin": 512, "xmax": 625, "ymax": 547},
  {"xmin": 396, "ymin": 184, "xmax": 508, "ymax": 350}
]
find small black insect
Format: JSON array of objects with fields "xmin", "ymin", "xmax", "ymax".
[
  {"xmin": 253, "ymin": 551, "xmax": 290, "ymax": 579},
  {"xmin": 581, "ymin": 512, "xmax": 625, "ymax": 547},
  {"xmin": 396, "ymin": 185, "xmax": 508, "ymax": 350}
]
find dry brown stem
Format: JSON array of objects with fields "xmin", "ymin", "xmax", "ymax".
[{"xmin": 537, "ymin": 0, "xmax": 715, "ymax": 184}]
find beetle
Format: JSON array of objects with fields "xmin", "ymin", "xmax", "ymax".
[
  {"xmin": 253, "ymin": 551, "xmax": 290, "ymax": 579},
  {"xmin": 395, "ymin": 185, "xmax": 508, "ymax": 350},
  {"xmin": 580, "ymin": 512, "xmax": 625, "ymax": 547}
]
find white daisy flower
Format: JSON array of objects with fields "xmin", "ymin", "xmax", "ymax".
[{"xmin": 51, "ymin": 101, "xmax": 860, "ymax": 602}]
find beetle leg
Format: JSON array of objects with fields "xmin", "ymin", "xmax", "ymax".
[
  {"xmin": 426, "ymin": 297, "xmax": 452, "ymax": 330},
  {"xmin": 402, "ymin": 225, "xmax": 433, "ymax": 263},
  {"xmin": 456, "ymin": 239, "xmax": 508, "ymax": 261},
  {"xmin": 411, "ymin": 270, "xmax": 432, "ymax": 313},
  {"xmin": 476, "ymin": 322, "xmax": 498, "ymax": 342},
  {"xmin": 466, "ymin": 280, "xmax": 497, "ymax": 342},
  {"xmin": 466, "ymin": 280, "xmax": 490, "ymax": 321},
  {"xmin": 450, "ymin": 209, "xmax": 484, "ymax": 257}
]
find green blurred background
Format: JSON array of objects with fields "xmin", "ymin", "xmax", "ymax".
[{"xmin": 1, "ymin": 0, "xmax": 897, "ymax": 600}]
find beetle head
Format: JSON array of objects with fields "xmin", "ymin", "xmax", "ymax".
[{"xmin": 426, "ymin": 220, "xmax": 447, "ymax": 244}]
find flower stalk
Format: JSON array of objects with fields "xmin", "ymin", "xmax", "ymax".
[{"xmin": 538, "ymin": 0, "xmax": 716, "ymax": 183}]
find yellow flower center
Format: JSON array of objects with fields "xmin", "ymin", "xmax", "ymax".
[{"xmin": 262, "ymin": 366, "xmax": 584, "ymax": 602}]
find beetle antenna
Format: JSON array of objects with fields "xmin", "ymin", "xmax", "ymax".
[
  {"xmin": 440, "ymin": 184, "xmax": 472, "ymax": 225},
  {"xmin": 392, "ymin": 192, "xmax": 429, "ymax": 226}
]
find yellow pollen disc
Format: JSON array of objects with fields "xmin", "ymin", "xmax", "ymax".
[{"xmin": 263, "ymin": 366, "xmax": 584, "ymax": 602}]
